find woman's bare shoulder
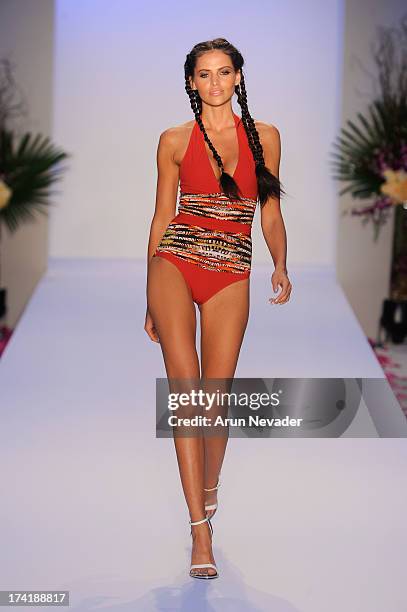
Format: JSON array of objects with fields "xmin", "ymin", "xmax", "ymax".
[
  {"xmin": 158, "ymin": 119, "xmax": 196, "ymax": 165},
  {"xmin": 253, "ymin": 119, "xmax": 280, "ymax": 139},
  {"xmin": 252, "ymin": 120, "xmax": 281, "ymax": 169}
]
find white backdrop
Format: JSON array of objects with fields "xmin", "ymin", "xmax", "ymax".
[{"xmin": 51, "ymin": 0, "xmax": 343, "ymax": 267}]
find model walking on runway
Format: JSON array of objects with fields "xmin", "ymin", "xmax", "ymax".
[{"xmin": 146, "ymin": 38, "xmax": 291, "ymax": 579}]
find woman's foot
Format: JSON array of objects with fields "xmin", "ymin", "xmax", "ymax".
[{"xmin": 190, "ymin": 519, "xmax": 217, "ymax": 577}]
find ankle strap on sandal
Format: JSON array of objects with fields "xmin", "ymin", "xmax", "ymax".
[
  {"xmin": 190, "ymin": 515, "xmax": 213, "ymax": 537},
  {"xmin": 204, "ymin": 477, "xmax": 221, "ymax": 492},
  {"xmin": 190, "ymin": 516, "xmax": 209, "ymax": 526}
]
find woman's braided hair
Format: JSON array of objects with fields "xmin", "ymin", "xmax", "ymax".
[{"xmin": 184, "ymin": 38, "xmax": 285, "ymax": 207}]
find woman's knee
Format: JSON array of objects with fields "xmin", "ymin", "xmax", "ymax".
[{"xmin": 163, "ymin": 349, "xmax": 200, "ymax": 380}]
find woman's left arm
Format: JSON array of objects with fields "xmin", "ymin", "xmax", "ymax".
[{"xmin": 258, "ymin": 123, "xmax": 292, "ymax": 305}]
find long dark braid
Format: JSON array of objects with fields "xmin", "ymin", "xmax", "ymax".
[{"xmin": 184, "ymin": 38, "xmax": 286, "ymax": 207}]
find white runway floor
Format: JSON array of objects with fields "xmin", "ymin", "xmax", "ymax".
[{"xmin": 1, "ymin": 258, "xmax": 407, "ymax": 611}]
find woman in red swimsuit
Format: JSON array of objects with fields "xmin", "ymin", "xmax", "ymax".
[{"xmin": 146, "ymin": 38, "xmax": 292, "ymax": 579}]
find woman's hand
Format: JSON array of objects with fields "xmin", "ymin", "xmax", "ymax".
[
  {"xmin": 145, "ymin": 307, "xmax": 160, "ymax": 342},
  {"xmin": 269, "ymin": 268, "xmax": 292, "ymax": 305}
]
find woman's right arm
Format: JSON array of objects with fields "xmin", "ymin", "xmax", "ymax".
[
  {"xmin": 145, "ymin": 129, "xmax": 180, "ymax": 342},
  {"xmin": 146, "ymin": 128, "xmax": 180, "ymax": 273}
]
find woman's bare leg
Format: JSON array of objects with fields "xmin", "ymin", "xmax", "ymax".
[
  {"xmin": 147, "ymin": 255, "xmax": 216, "ymax": 575},
  {"xmin": 199, "ymin": 278, "xmax": 250, "ymax": 516}
]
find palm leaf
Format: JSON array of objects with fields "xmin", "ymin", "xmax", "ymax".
[
  {"xmin": 328, "ymin": 95, "xmax": 405, "ymax": 200},
  {"xmin": 0, "ymin": 128, "xmax": 69, "ymax": 233}
]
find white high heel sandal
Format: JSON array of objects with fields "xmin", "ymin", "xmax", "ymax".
[
  {"xmin": 189, "ymin": 516, "xmax": 219, "ymax": 579},
  {"xmin": 204, "ymin": 475, "xmax": 221, "ymax": 517}
]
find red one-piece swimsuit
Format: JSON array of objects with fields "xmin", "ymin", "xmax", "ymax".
[{"xmin": 153, "ymin": 111, "xmax": 258, "ymax": 306}]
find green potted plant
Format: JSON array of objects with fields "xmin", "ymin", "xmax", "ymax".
[{"xmin": 0, "ymin": 58, "xmax": 69, "ymax": 331}]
